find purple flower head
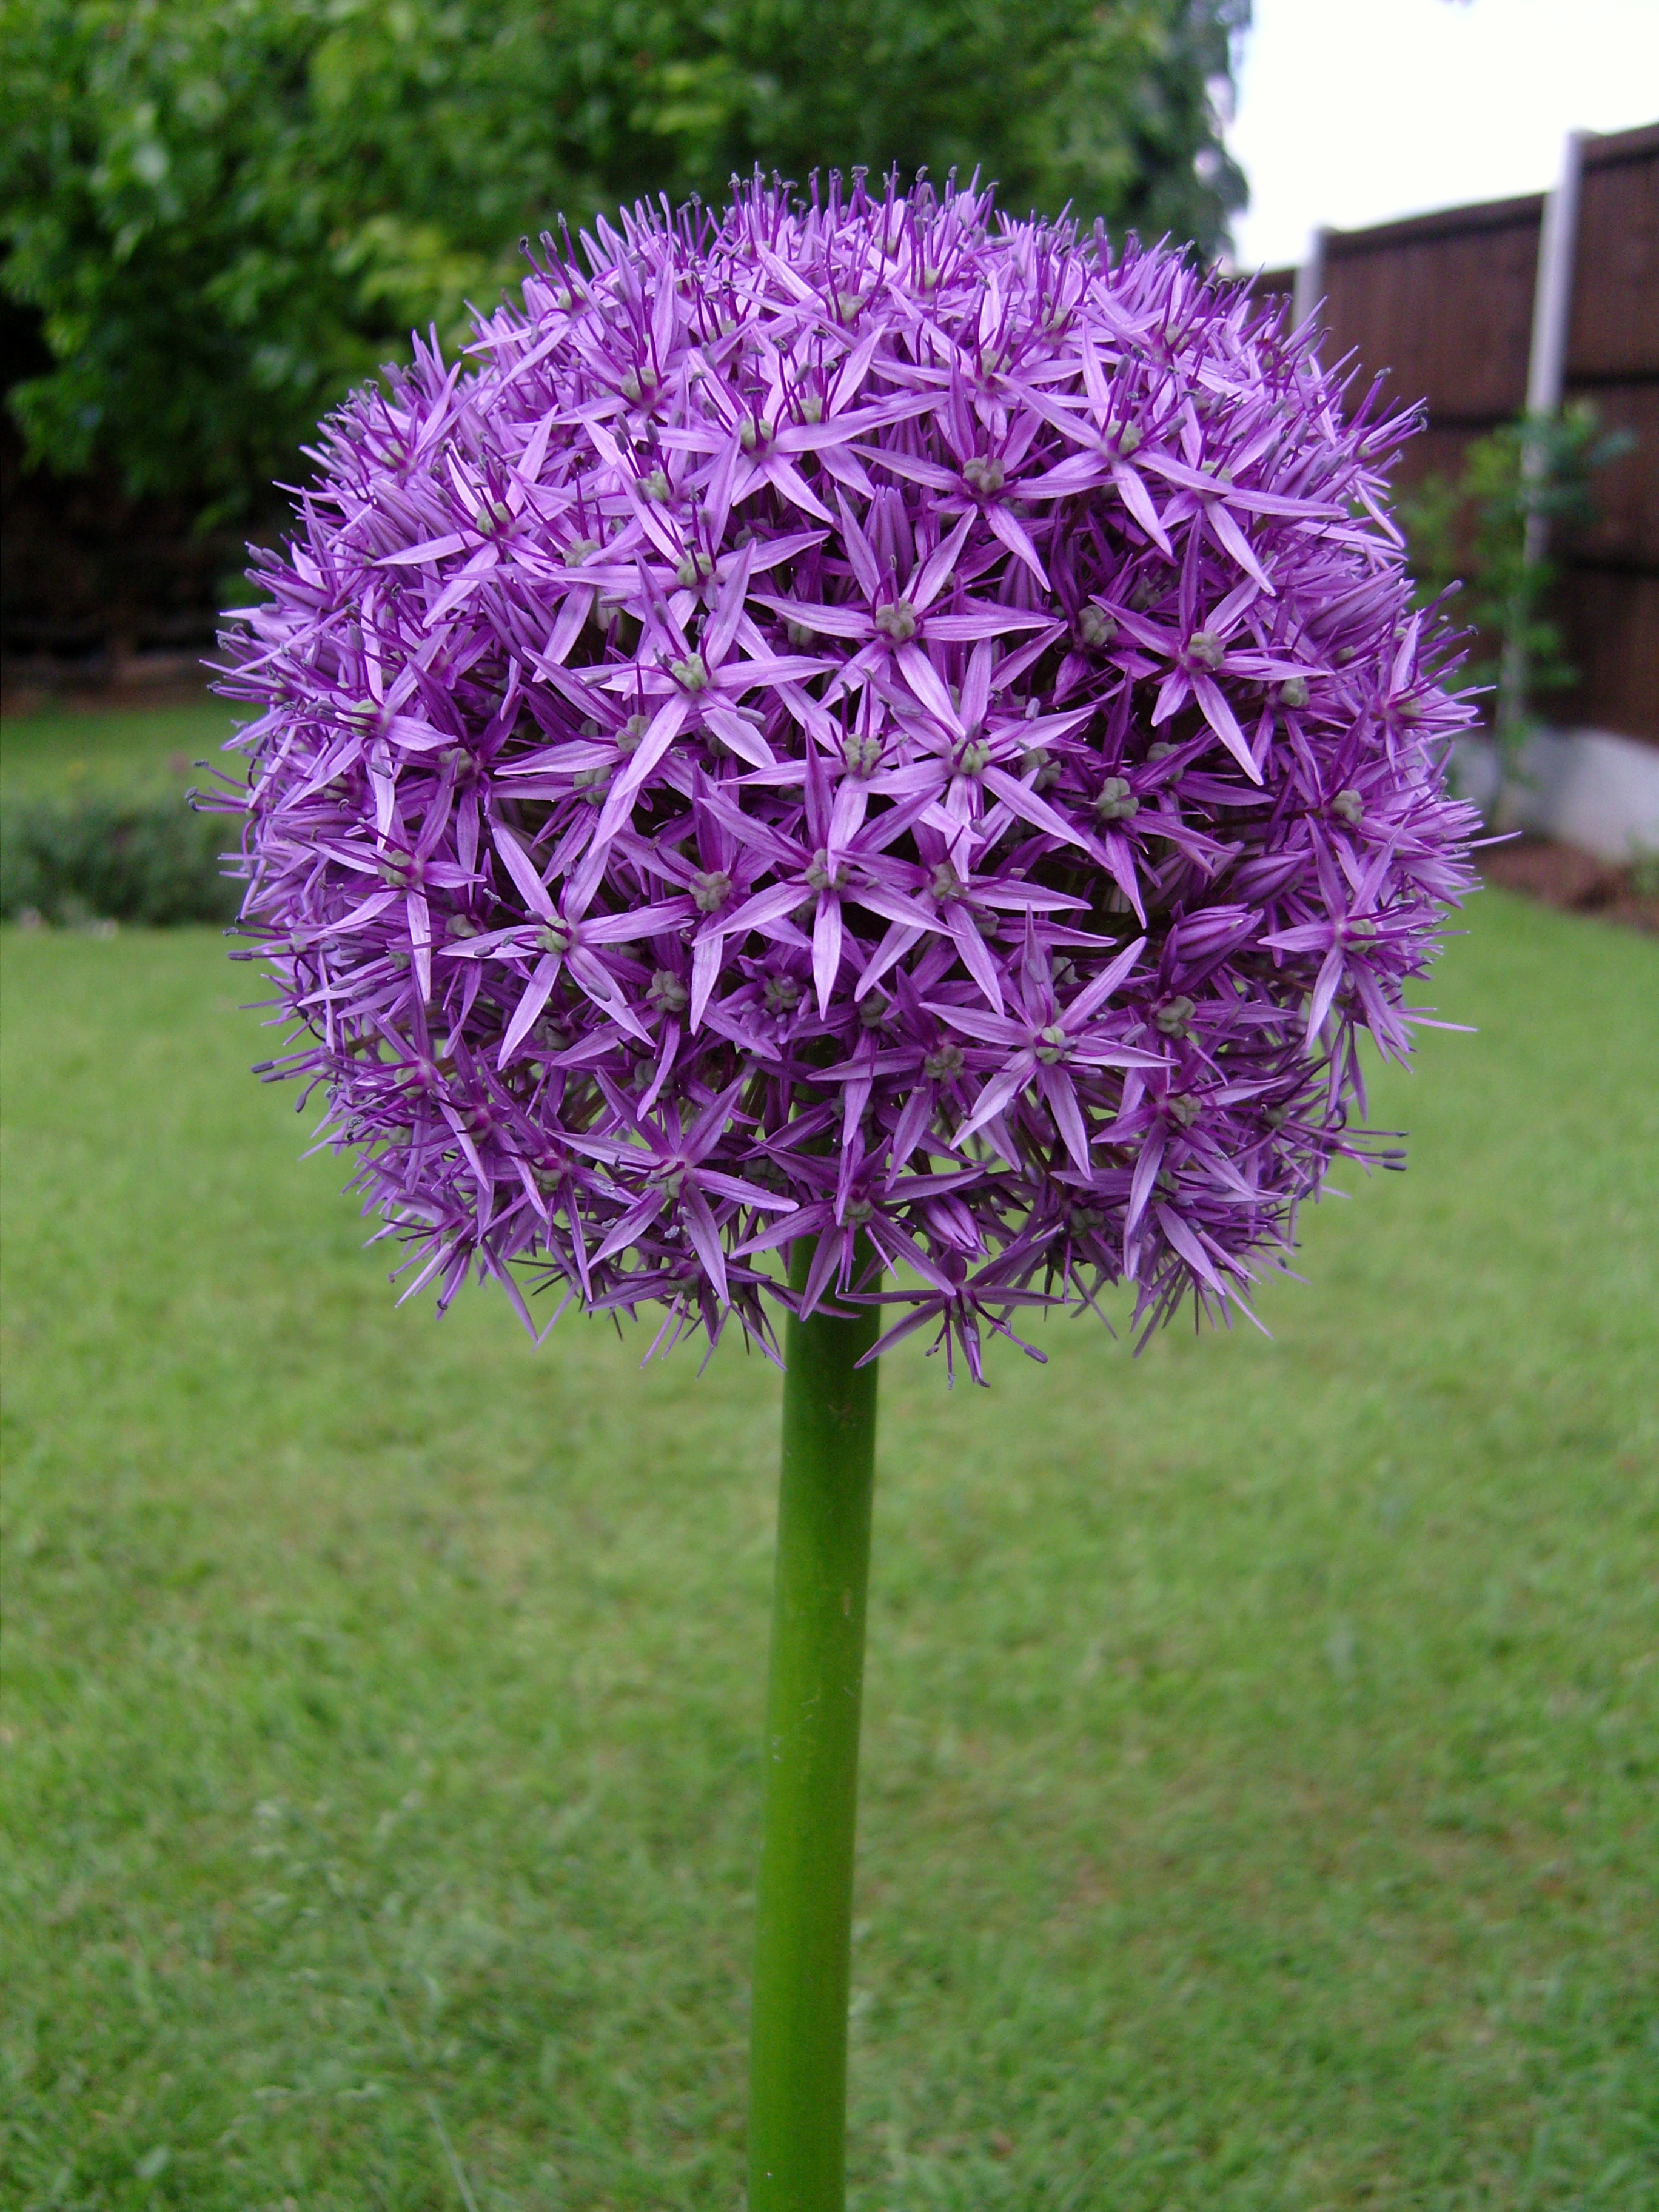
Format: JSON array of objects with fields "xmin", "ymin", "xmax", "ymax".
[{"xmin": 218, "ymin": 175, "xmax": 1478, "ymax": 1380}]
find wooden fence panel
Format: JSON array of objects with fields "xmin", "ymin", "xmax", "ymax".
[
  {"xmin": 1321, "ymin": 194, "xmax": 1540, "ymax": 433},
  {"xmin": 1255, "ymin": 122, "xmax": 1657, "ymax": 745},
  {"xmin": 1550, "ymin": 571, "xmax": 1658, "ymax": 743},
  {"xmin": 1558, "ymin": 124, "xmax": 1659, "ymax": 737},
  {"xmin": 1559, "ymin": 384, "xmax": 1659, "ymax": 573},
  {"xmin": 1567, "ymin": 124, "xmax": 1659, "ymax": 381}
]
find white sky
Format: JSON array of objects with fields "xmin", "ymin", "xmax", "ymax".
[{"xmin": 1227, "ymin": 0, "xmax": 1659, "ymax": 271}]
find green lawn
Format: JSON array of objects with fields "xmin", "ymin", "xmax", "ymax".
[
  {"xmin": 2, "ymin": 886, "xmax": 1655, "ymax": 2211},
  {"xmin": 0, "ymin": 702, "xmax": 241, "ymax": 806}
]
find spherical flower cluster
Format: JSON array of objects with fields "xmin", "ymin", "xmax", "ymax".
[{"xmin": 218, "ymin": 176, "xmax": 1478, "ymax": 1379}]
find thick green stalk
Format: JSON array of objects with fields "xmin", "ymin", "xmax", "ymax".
[{"xmin": 748, "ymin": 1238, "xmax": 881, "ymax": 2211}]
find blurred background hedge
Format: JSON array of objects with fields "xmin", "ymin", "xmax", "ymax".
[
  {"xmin": 0, "ymin": 791, "xmax": 238, "ymax": 925},
  {"xmin": 0, "ymin": 702, "xmax": 244, "ymax": 925}
]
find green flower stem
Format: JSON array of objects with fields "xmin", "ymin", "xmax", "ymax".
[{"xmin": 748, "ymin": 1236, "xmax": 881, "ymax": 2211}]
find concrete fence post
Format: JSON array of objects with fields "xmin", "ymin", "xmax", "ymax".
[{"xmin": 1292, "ymin": 227, "xmax": 1326, "ymax": 335}]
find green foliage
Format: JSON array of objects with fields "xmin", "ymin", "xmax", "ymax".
[
  {"xmin": 1396, "ymin": 404, "xmax": 1631, "ymax": 750},
  {"xmin": 3, "ymin": 883, "xmax": 1657, "ymax": 2207},
  {"xmin": 594, "ymin": 0, "xmax": 1250, "ymax": 258},
  {"xmin": 0, "ymin": 0, "xmax": 563, "ymax": 520},
  {"xmin": 0, "ymin": 701, "xmax": 244, "ymax": 925},
  {"xmin": 1, "ymin": 0, "xmax": 1247, "ymax": 521},
  {"xmin": 0, "ymin": 791, "xmax": 241, "ymax": 924}
]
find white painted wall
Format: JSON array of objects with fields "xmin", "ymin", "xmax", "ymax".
[{"xmin": 1455, "ymin": 728, "xmax": 1659, "ymax": 863}]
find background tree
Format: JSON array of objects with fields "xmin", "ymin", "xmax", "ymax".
[{"xmin": 1, "ymin": 0, "xmax": 1247, "ymax": 523}]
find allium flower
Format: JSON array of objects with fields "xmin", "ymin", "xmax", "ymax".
[{"xmin": 218, "ymin": 175, "xmax": 1478, "ymax": 1379}]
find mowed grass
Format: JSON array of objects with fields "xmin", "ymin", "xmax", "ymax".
[
  {"xmin": 0, "ymin": 702, "xmax": 241, "ymax": 806},
  {"xmin": 2, "ymin": 890, "xmax": 1656, "ymax": 2212}
]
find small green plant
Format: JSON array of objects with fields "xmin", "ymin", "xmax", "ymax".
[
  {"xmin": 1396, "ymin": 403, "xmax": 1631, "ymax": 756},
  {"xmin": 1628, "ymin": 843, "xmax": 1659, "ymax": 902}
]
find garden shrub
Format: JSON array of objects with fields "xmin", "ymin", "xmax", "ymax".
[{"xmin": 0, "ymin": 792, "xmax": 241, "ymax": 925}]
